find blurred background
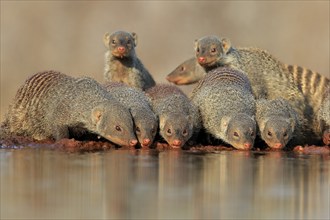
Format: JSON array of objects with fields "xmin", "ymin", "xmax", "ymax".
[{"xmin": 1, "ymin": 1, "xmax": 329, "ymax": 121}]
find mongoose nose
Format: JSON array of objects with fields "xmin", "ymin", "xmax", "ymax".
[
  {"xmin": 273, "ymin": 143, "xmax": 283, "ymax": 149},
  {"xmin": 244, "ymin": 143, "xmax": 252, "ymax": 149},
  {"xmin": 117, "ymin": 46, "xmax": 126, "ymax": 53},
  {"xmin": 143, "ymin": 138, "xmax": 151, "ymax": 145},
  {"xmin": 172, "ymin": 139, "xmax": 182, "ymax": 148},
  {"xmin": 129, "ymin": 139, "xmax": 138, "ymax": 147},
  {"xmin": 198, "ymin": 57, "xmax": 206, "ymax": 64}
]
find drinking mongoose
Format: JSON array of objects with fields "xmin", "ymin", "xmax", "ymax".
[
  {"xmin": 103, "ymin": 30, "xmax": 156, "ymax": 90},
  {"xmin": 256, "ymin": 98, "xmax": 303, "ymax": 149},
  {"xmin": 145, "ymin": 84, "xmax": 201, "ymax": 148},
  {"xmin": 191, "ymin": 67, "xmax": 256, "ymax": 150},
  {"xmin": 0, "ymin": 71, "xmax": 138, "ymax": 147},
  {"xmin": 194, "ymin": 35, "xmax": 329, "ymax": 143},
  {"xmin": 317, "ymin": 87, "xmax": 330, "ymax": 145},
  {"xmin": 103, "ymin": 82, "xmax": 158, "ymax": 147},
  {"xmin": 166, "ymin": 57, "xmax": 206, "ymax": 85}
]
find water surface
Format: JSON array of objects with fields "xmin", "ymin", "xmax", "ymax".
[{"xmin": 0, "ymin": 148, "xmax": 329, "ymax": 219}]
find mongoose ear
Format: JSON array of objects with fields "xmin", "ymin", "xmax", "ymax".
[
  {"xmin": 103, "ymin": 32, "xmax": 111, "ymax": 48},
  {"xmin": 92, "ymin": 107, "xmax": 103, "ymax": 124},
  {"xmin": 221, "ymin": 38, "xmax": 231, "ymax": 54},
  {"xmin": 159, "ymin": 117, "xmax": 166, "ymax": 130},
  {"xmin": 131, "ymin": 32, "xmax": 138, "ymax": 47},
  {"xmin": 194, "ymin": 39, "xmax": 199, "ymax": 51},
  {"xmin": 220, "ymin": 116, "xmax": 231, "ymax": 132},
  {"xmin": 289, "ymin": 118, "xmax": 296, "ymax": 132}
]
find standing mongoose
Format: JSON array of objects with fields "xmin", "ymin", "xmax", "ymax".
[
  {"xmin": 194, "ymin": 35, "xmax": 329, "ymax": 144},
  {"xmin": 145, "ymin": 84, "xmax": 201, "ymax": 148},
  {"xmin": 103, "ymin": 30, "xmax": 156, "ymax": 90},
  {"xmin": 191, "ymin": 67, "xmax": 257, "ymax": 150},
  {"xmin": 0, "ymin": 71, "xmax": 138, "ymax": 147},
  {"xmin": 256, "ymin": 98, "xmax": 303, "ymax": 149},
  {"xmin": 103, "ymin": 82, "xmax": 158, "ymax": 147},
  {"xmin": 166, "ymin": 57, "xmax": 206, "ymax": 85},
  {"xmin": 317, "ymin": 87, "xmax": 330, "ymax": 145}
]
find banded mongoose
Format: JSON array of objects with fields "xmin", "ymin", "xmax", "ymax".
[
  {"xmin": 194, "ymin": 35, "xmax": 329, "ymax": 144},
  {"xmin": 0, "ymin": 71, "xmax": 138, "ymax": 147},
  {"xmin": 103, "ymin": 82, "xmax": 158, "ymax": 147},
  {"xmin": 317, "ymin": 87, "xmax": 330, "ymax": 145},
  {"xmin": 103, "ymin": 30, "xmax": 156, "ymax": 90},
  {"xmin": 145, "ymin": 84, "xmax": 201, "ymax": 148},
  {"xmin": 256, "ymin": 98, "xmax": 303, "ymax": 149},
  {"xmin": 191, "ymin": 67, "xmax": 257, "ymax": 150},
  {"xmin": 166, "ymin": 57, "xmax": 206, "ymax": 85}
]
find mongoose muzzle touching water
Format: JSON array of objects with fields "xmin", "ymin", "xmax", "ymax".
[
  {"xmin": 103, "ymin": 82, "xmax": 158, "ymax": 147},
  {"xmin": 103, "ymin": 30, "xmax": 156, "ymax": 90},
  {"xmin": 256, "ymin": 98, "xmax": 302, "ymax": 149},
  {"xmin": 0, "ymin": 71, "xmax": 138, "ymax": 147},
  {"xmin": 193, "ymin": 35, "xmax": 329, "ymax": 144},
  {"xmin": 146, "ymin": 84, "xmax": 201, "ymax": 148},
  {"xmin": 191, "ymin": 67, "xmax": 256, "ymax": 150}
]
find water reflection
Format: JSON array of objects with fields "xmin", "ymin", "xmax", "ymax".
[{"xmin": 0, "ymin": 148, "xmax": 329, "ymax": 219}]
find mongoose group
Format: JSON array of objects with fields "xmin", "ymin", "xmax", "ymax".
[{"xmin": 1, "ymin": 30, "xmax": 329, "ymax": 149}]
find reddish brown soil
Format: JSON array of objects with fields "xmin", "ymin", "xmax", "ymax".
[
  {"xmin": 293, "ymin": 145, "xmax": 330, "ymax": 154},
  {"xmin": 0, "ymin": 136, "xmax": 329, "ymax": 154},
  {"xmin": 323, "ymin": 131, "xmax": 330, "ymax": 146}
]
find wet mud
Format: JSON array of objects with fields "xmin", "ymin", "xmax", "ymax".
[{"xmin": 0, "ymin": 135, "xmax": 329, "ymax": 154}]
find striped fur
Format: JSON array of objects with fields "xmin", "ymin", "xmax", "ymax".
[
  {"xmin": 285, "ymin": 64, "xmax": 329, "ymax": 111},
  {"xmin": 1, "ymin": 70, "xmax": 137, "ymax": 147}
]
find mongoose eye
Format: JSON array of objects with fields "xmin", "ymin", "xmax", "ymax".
[
  {"xmin": 127, "ymin": 40, "xmax": 131, "ymax": 45},
  {"xmin": 283, "ymin": 132, "xmax": 288, "ymax": 137},
  {"xmin": 115, "ymin": 125, "xmax": 122, "ymax": 132},
  {"xmin": 211, "ymin": 48, "xmax": 216, "ymax": 53},
  {"xmin": 136, "ymin": 126, "xmax": 141, "ymax": 133},
  {"xmin": 111, "ymin": 40, "xmax": 116, "ymax": 44},
  {"xmin": 196, "ymin": 47, "xmax": 200, "ymax": 53},
  {"xmin": 251, "ymin": 131, "xmax": 255, "ymax": 137},
  {"xmin": 180, "ymin": 66, "xmax": 185, "ymax": 72},
  {"xmin": 233, "ymin": 132, "xmax": 239, "ymax": 137},
  {"xmin": 182, "ymin": 129, "xmax": 188, "ymax": 136},
  {"xmin": 267, "ymin": 131, "xmax": 272, "ymax": 137},
  {"xmin": 166, "ymin": 128, "xmax": 172, "ymax": 135}
]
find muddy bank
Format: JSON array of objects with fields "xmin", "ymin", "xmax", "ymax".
[{"xmin": 0, "ymin": 136, "xmax": 329, "ymax": 154}]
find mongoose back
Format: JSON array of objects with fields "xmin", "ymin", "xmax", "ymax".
[
  {"xmin": 256, "ymin": 98, "xmax": 303, "ymax": 149},
  {"xmin": 103, "ymin": 82, "xmax": 158, "ymax": 147},
  {"xmin": 166, "ymin": 57, "xmax": 206, "ymax": 85},
  {"xmin": 191, "ymin": 67, "xmax": 256, "ymax": 150},
  {"xmin": 146, "ymin": 84, "xmax": 201, "ymax": 148},
  {"xmin": 1, "ymin": 71, "xmax": 138, "ymax": 147},
  {"xmin": 317, "ymin": 87, "xmax": 330, "ymax": 145},
  {"xmin": 194, "ymin": 35, "xmax": 329, "ymax": 143},
  {"xmin": 103, "ymin": 30, "xmax": 156, "ymax": 90}
]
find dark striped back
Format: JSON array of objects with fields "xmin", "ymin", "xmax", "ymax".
[
  {"xmin": 194, "ymin": 67, "xmax": 252, "ymax": 93},
  {"xmin": 13, "ymin": 71, "xmax": 69, "ymax": 109},
  {"xmin": 285, "ymin": 64, "xmax": 329, "ymax": 108}
]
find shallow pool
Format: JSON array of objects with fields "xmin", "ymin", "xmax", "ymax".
[{"xmin": 0, "ymin": 148, "xmax": 329, "ymax": 219}]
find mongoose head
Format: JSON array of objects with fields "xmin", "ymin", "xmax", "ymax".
[
  {"xmin": 195, "ymin": 35, "xmax": 232, "ymax": 69},
  {"xmin": 131, "ymin": 109, "xmax": 158, "ymax": 148},
  {"xmin": 221, "ymin": 114, "xmax": 256, "ymax": 150},
  {"xmin": 103, "ymin": 30, "xmax": 137, "ymax": 59},
  {"xmin": 159, "ymin": 113, "xmax": 193, "ymax": 149},
  {"xmin": 91, "ymin": 103, "xmax": 138, "ymax": 147},
  {"xmin": 259, "ymin": 117, "xmax": 295, "ymax": 149},
  {"xmin": 166, "ymin": 57, "xmax": 205, "ymax": 85}
]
